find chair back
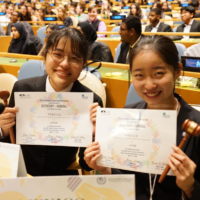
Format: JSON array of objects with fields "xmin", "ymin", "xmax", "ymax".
[
  {"xmin": 164, "ymin": 15, "xmax": 173, "ymax": 26},
  {"xmin": 175, "ymin": 43, "xmax": 186, "ymax": 62},
  {"xmin": 83, "ymin": 66, "xmax": 101, "ymax": 81},
  {"xmin": 17, "ymin": 60, "xmax": 46, "ymax": 80},
  {"xmin": 110, "ymin": 26, "xmax": 120, "ymax": 38},
  {"xmin": 78, "ymin": 71, "xmax": 106, "ymax": 107},
  {"xmin": 37, "ymin": 27, "xmax": 46, "ymax": 45},
  {"xmin": 173, "ymin": 26, "xmax": 178, "ymax": 32},
  {"xmin": 125, "ymin": 83, "xmax": 142, "ymax": 105},
  {"xmin": 0, "ymin": 73, "xmax": 17, "ymax": 104},
  {"xmin": 115, "ymin": 42, "xmax": 122, "ymax": 63}
]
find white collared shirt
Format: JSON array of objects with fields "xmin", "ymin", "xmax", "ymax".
[
  {"xmin": 151, "ymin": 21, "xmax": 161, "ymax": 33},
  {"xmin": 0, "ymin": 76, "xmax": 74, "ymax": 138},
  {"xmin": 183, "ymin": 19, "xmax": 194, "ymax": 39}
]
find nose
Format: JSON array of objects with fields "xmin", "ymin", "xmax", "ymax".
[
  {"xmin": 59, "ymin": 56, "xmax": 70, "ymax": 68},
  {"xmin": 144, "ymin": 78, "xmax": 156, "ymax": 91}
]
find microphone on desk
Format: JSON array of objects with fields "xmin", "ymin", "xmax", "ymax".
[{"xmin": 0, "ymin": 103, "xmax": 5, "ymax": 114}]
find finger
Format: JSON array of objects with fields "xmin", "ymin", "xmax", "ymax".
[
  {"xmin": 171, "ymin": 152, "xmax": 190, "ymax": 168},
  {"xmin": 2, "ymin": 107, "xmax": 18, "ymax": 114},
  {"xmin": 90, "ymin": 106, "xmax": 100, "ymax": 116},
  {"xmin": 84, "ymin": 142, "xmax": 99, "ymax": 153},
  {"xmin": 0, "ymin": 112, "xmax": 16, "ymax": 120},
  {"xmin": 84, "ymin": 144, "xmax": 100, "ymax": 155},
  {"xmin": 84, "ymin": 150, "xmax": 100, "ymax": 161},
  {"xmin": 168, "ymin": 159, "xmax": 181, "ymax": 177},
  {"xmin": 169, "ymin": 156, "xmax": 186, "ymax": 176},
  {"xmin": 1, "ymin": 121, "xmax": 15, "ymax": 130},
  {"xmin": 91, "ymin": 152, "xmax": 102, "ymax": 162},
  {"xmin": 0, "ymin": 118, "xmax": 16, "ymax": 126},
  {"xmin": 90, "ymin": 103, "xmax": 99, "ymax": 111},
  {"xmin": 172, "ymin": 145, "xmax": 187, "ymax": 156}
]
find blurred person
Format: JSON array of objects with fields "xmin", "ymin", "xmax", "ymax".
[
  {"xmin": 0, "ymin": 4, "xmax": 6, "ymax": 14},
  {"xmin": 87, "ymin": 4, "xmax": 107, "ymax": 37},
  {"xmin": 57, "ymin": 7, "xmax": 73, "ymax": 26},
  {"xmin": 76, "ymin": 4, "xmax": 89, "ymax": 23},
  {"xmin": 145, "ymin": 8, "xmax": 172, "ymax": 32},
  {"xmin": 162, "ymin": 2, "xmax": 171, "ymax": 12},
  {"xmin": 78, "ymin": 22, "xmax": 113, "ymax": 62},
  {"xmin": 152, "ymin": 2, "xmax": 165, "ymax": 19},
  {"xmin": 129, "ymin": 3, "xmax": 147, "ymax": 20},
  {"xmin": 45, "ymin": 4, "xmax": 56, "ymax": 15},
  {"xmin": 176, "ymin": 6, "xmax": 200, "ymax": 39},
  {"xmin": 69, "ymin": 2, "xmax": 77, "ymax": 15},
  {"xmin": 191, "ymin": 0, "xmax": 200, "ymax": 18},
  {"xmin": 0, "ymin": 4, "xmax": 13, "ymax": 26},
  {"xmin": 8, "ymin": 22, "xmax": 37, "ymax": 55},
  {"xmin": 20, "ymin": 5, "xmax": 32, "ymax": 21}
]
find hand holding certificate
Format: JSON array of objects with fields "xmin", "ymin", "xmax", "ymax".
[
  {"xmin": 95, "ymin": 108, "xmax": 177, "ymax": 175},
  {"xmin": 15, "ymin": 92, "xmax": 93, "ymax": 147}
]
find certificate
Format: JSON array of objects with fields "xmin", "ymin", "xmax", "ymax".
[
  {"xmin": 96, "ymin": 108, "xmax": 177, "ymax": 175},
  {"xmin": 0, "ymin": 175, "xmax": 135, "ymax": 200},
  {"xmin": 15, "ymin": 92, "xmax": 93, "ymax": 147}
]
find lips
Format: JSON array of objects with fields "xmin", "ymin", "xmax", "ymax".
[
  {"xmin": 55, "ymin": 70, "xmax": 70, "ymax": 77},
  {"xmin": 145, "ymin": 91, "xmax": 161, "ymax": 98}
]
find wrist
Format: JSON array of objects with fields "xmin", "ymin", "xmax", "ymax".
[
  {"xmin": 183, "ymin": 179, "xmax": 195, "ymax": 199},
  {"xmin": 99, "ymin": 167, "xmax": 111, "ymax": 175}
]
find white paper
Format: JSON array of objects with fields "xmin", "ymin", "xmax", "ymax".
[
  {"xmin": 0, "ymin": 175, "xmax": 135, "ymax": 200},
  {"xmin": 96, "ymin": 108, "xmax": 177, "ymax": 175},
  {"xmin": 15, "ymin": 92, "xmax": 93, "ymax": 147},
  {"xmin": 0, "ymin": 142, "xmax": 27, "ymax": 178}
]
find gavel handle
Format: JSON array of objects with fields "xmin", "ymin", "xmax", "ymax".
[
  {"xmin": 158, "ymin": 133, "xmax": 191, "ymax": 183},
  {"xmin": 4, "ymin": 100, "xmax": 16, "ymax": 144}
]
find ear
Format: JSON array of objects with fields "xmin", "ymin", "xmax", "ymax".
[
  {"xmin": 157, "ymin": 14, "xmax": 161, "ymax": 20},
  {"xmin": 175, "ymin": 63, "xmax": 182, "ymax": 80},
  {"xmin": 130, "ymin": 28, "xmax": 135, "ymax": 36}
]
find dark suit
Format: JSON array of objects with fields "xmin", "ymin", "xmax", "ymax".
[
  {"xmin": 145, "ymin": 22, "xmax": 172, "ymax": 32},
  {"xmin": 176, "ymin": 19, "xmax": 200, "ymax": 38},
  {"xmin": 1, "ymin": 75, "xmax": 103, "ymax": 176},
  {"xmin": 116, "ymin": 42, "xmax": 130, "ymax": 64},
  {"xmin": 112, "ymin": 93, "xmax": 200, "ymax": 200}
]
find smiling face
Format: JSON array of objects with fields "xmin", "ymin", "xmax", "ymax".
[
  {"xmin": 20, "ymin": 6, "xmax": 26, "ymax": 16},
  {"xmin": 11, "ymin": 26, "xmax": 20, "ymax": 39},
  {"xmin": 57, "ymin": 8, "xmax": 64, "ymax": 18},
  {"xmin": 131, "ymin": 5, "xmax": 136, "ymax": 15},
  {"xmin": 88, "ymin": 8, "xmax": 97, "ymax": 22},
  {"xmin": 131, "ymin": 49, "xmax": 180, "ymax": 109},
  {"xmin": 44, "ymin": 37, "xmax": 84, "ymax": 92}
]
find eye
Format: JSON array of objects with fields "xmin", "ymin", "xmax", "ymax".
[{"xmin": 53, "ymin": 52, "xmax": 63, "ymax": 57}]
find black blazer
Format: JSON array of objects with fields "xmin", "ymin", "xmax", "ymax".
[
  {"xmin": 1, "ymin": 75, "xmax": 103, "ymax": 176},
  {"xmin": 176, "ymin": 19, "xmax": 200, "ymax": 38},
  {"xmin": 145, "ymin": 22, "xmax": 172, "ymax": 32},
  {"xmin": 112, "ymin": 94, "xmax": 200, "ymax": 200},
  {"xmin": 116, "ymin": 42, "xmax": 130, "ymax": 64}
]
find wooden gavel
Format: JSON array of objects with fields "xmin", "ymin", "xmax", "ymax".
[
  {"xmin": 0, "ymin": 90, "xmax": 15, "ymax": 144},
  {"xmin": 158, "ymin": 119, "xmax": 200, "ymax": 183}
]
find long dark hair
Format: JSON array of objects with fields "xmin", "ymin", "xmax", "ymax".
[
  {"xmin": 129, "ymin": 35, "xmax": 180, "ymax": 71},
  {"xmin": 129, "ymin": 3, "xmax": 142, "ymax": 18}
]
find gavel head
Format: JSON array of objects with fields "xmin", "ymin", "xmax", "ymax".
[
  {"xmin": 0, "ymin": 90, "xmax": 10, "ymax": 106},
  {"xmin": 182, "ymin": 119, "xmax": 200, "ymax": 137}
]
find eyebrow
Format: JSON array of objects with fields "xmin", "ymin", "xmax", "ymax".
[{"xmin": 132, "ymin": 66, "xmax": 166, "ymax": 72}]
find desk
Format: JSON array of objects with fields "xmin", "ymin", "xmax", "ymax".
[
  {"xmin": 1, "ymin": 58, "xmax": 200, "ymax": 108},
  {"xmin": 0, "ymin": 36, "xmax": 12, "ymax": 52},
  {"xmin": 97, "ymin": 38, "xmax": 200, "ymax": 60}
]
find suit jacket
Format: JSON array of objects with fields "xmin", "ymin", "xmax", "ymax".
[
  {"xmin": 116, "ymin": 42, "xmax": 130, "ymax": 64},
  {"xmin": 145, "ymin": 22, "xmax": 172, "ymax": 32},
  {"xmin": 1, "ymin": 75, "xmax": 103, "ymax": 176},
  {"xmin": 176, "ymin": 19, "xmax": 200, "ymax": 38},
  {"xmin": 112, "ymin": 93, "xmax": 200, "ymax": 200}
]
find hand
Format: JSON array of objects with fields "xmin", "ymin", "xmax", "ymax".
[
  {"xmin": 90, "ymin": 103, "xmax": 101, "ymax": 141},
  {"xmin": 168, "ymin": 145, "xmax": 196, "ymax": 198},
  {"xmin": 84, "ymin": 141, "xmax": 111, "ymax": 174},
  {"xmin": 0, "ymin": 107, "xmax": 18, "ymax": 137}
]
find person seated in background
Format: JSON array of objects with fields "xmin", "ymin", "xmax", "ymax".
[
  {"xmin": 117, "ymin": 15, "xmax": 142, "ymax": 64},
  {"xmin": 8, "ymin": 22, "xmax": 37, "ymax": 55},
  {"xmin": 101, "ymin": 0, "xmax": 112, "ymax": 18},
  {"xmin": 1, "ymin": 27, "xmax": 103, "ymax": 177},
  {"xmin": 0, "ymin": 4, "xmax": 6, "ymax": 14},
  {"xmin": 129, "ymin": 3, "xmax": 147, "ymax": 21},
  {"xmin": 0, "ymin": 4, "xmax": 13, "ymax": 27},
  {"xmin": 76, "ymin": 4, "xmax": 89, "ymax": 23},
  {"xmin": 69, "ymin": 2, "xmax": 78, "ymax": 16},
  {"xmin": 191, "ymin": 0, "xmax": 200, "ymax": 18},
  {"xmin": 78, "ymin": 22, "xmax": 113, "ymax": 62},
  {"xmin": 45, "ymin": 4, "xmax": 56, "ymax": 15},
  {"xmin": 38, "ymin": 24, "xmax": 60, "ymax": 56},
  {"xmin": 176, "ymin": 6, "xmax": 200, "ymax": 39},
  {"xmin": 20, "ymin": 5, "xmax": 32, "ymax": 21},
  {"xmin": 6, "ymin": 11, "xmax": 34, "ymax": 36},
  {"xmin": 27, "ymin": 4, "xmax": 38, "ymax": 22},
  {"xmin": 36, "ymin": 8, "xmax": 45, "ymax": 25},
  {"xmin": 152, "ymin": 2, "xmax": 165, "ymax": 19},
  {"xmin": 119, "ymin": 0, "xmax": 126, "ymax": 9},
  {"xmin": 145, "ymin": 8, "xmax": 172, "ymax": 32},
  {"xmin": 184, "ymin": 43, "xmax": 200, "ymax": 56},
  {"xmin": 162, "ymin": 2, "xmax": 171, "ymax": 12},
  {"xmin": 87, "ymin": 4, "xmax": 107, "ymax": 37},
  {"xmin": 57, "ymin": 7, "xmax": 73, "ymax": 26}
]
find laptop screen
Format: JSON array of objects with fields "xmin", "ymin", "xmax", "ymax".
[
  {"xmin": 181, "ymin": 56, "xmax": 200, "ymax": 72},
  {"xmin": 44, "ymin": 17, "xmax": 57, "ymax": 21},
  {"xmin": 110, "ymin": 15, "xmax": 126, "ymax": 20}
]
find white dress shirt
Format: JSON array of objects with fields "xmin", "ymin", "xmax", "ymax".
[
  {"xmin": 151, "ymin": 21, "xmax": 161, "ymax": 33},
  {"xmin": 0, "ymin": 76, "xmax": 74, "ymax": 138},
  {"xmin": 0, "ymin": 14, "xmax": 10, "ymax": 27},
  {"xmin": 183, "ymin": 19, "xmax": 194, "ymax": 40}
]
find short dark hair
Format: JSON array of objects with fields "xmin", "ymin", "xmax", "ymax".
[
  {"xmin": 129, "ymin": 3, "xmax": 142, "ymax": 18},
  {"xmin": 122, "ymin": 15, "xmax": 141, "ymax": 35},
  {"xmin": 88, "ymin": 4, "xmax": 97, "ymax": 12},
  {"xmin": 191, "ymin": 0, "xmax": 199, "ymax": 8},
  {"xmin": 44, "ymin": 28, "xmax": 89, "ymax": 65},
  {"xmin": 79, "ymin": 5, "xmax": 86, "ymax": 12},
  {"xmin": 151, "ymin": 8, "xmax": 161, "ymax": 15},
  {"xmin": 181, "ymin": 6, "xmax": 196, "ymax": 17},
  {"xmin": 129, "ymin": 35, "xmax": 180, "ymax": 71},
  {"xmin": 71, "ymin": 2, "xmax": 78, "ymax": 7},
  {"xmin": 46, "ymin": 24, "xmax": 59, "ymax": 31},
  {"xmin": 17, "ymin": 11, "xmax": 24, "ymax": 21}
]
